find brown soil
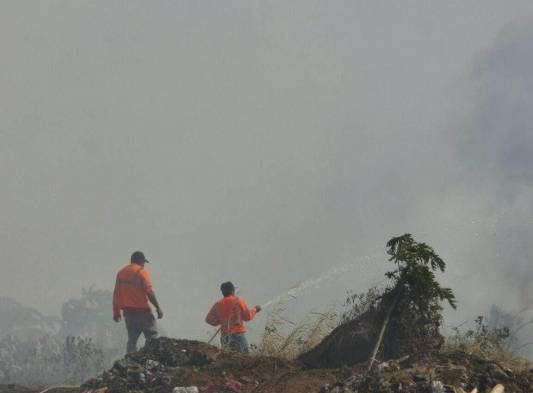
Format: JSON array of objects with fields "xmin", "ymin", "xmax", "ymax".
[
  {"xmin": 72, "ymin": 337, "xmax": 533, "ymax": 393},
  {"xmin": 298, "ymin": 310, "xmax": 377, "ymax": 368},
  {"xmin": 0, "ymin": 385, "xmax": 82, "ymax": 393}
]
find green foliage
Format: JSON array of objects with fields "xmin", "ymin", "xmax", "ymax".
[
  {"xmin": 384, "ymin": 233, "xmax": 456, "ymax": 310},
  {"xmin": 337, "ymin": 234, "xmax": 456, "ymax": 361},
  {"xmin": 381, "ymin": 234, "xmax": 456, "ymax": 357}
]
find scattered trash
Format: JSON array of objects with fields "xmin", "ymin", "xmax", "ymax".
[
  {"xmin": 81, "ymin": 338, "xmax": 218, "ymax": 393},
  {"xmin": 489, "ymin": 384, "xmax": 504, "ymax": 393},
  {"xmin": 431, "ymin": 380, "xmax": 445, "ymax": 393},
  {"xmin": 224, "ymin": 378, "xmax": 243, "ymax": 392},
  {"xmin": 145, "ymin": 360, "xmax": 160, "ymax": 370},
  {"xmin": 77, "ymin": 337, "xmax": 529, "ymax": 393},
  {"xmin": 172, "ymin": 387, "xmax": 199, "ymax": 393}
]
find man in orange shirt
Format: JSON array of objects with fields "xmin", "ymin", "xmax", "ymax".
[
  {"xmin": 113, "ymin": 251, "xmax": 164, "ymax": 353},
  {"xmin": 205, "ymin": 281, "xmax": 261, "ymax": 353}
]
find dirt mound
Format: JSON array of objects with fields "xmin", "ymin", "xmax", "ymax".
[
  {"xmin": 298, "ymin": 310, "xmax": 377, "ymax": 368},
  {"xmin": 82, "ymin": 337, "xmax": 340, "ymax": 393},
  {"xmin": 302, "ymin": 233, "xmax": 451, "ymax": 371},
  {"xmin": 299, "ymin": 306, "xmax": 444, "ymax": 369}
]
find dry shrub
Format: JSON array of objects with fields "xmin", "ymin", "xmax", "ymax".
[
  {"xmin": 255, "ymin": 303, "xmax": 337, "ymax": 359},
  {"xmin": 340, "ymin": 286, "xmax": 382, "ymax": 325},
  {"xmin": 445, "ymin": 316, "xmax": 531, "ymax": 371}
]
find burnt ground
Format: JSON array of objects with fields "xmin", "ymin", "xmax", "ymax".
[
  {"xmin": 76, "ymin": 337, "xmax": 533, "ymax": 393},
  {"xmin": 8, "ymin": 337, "xmax": 533, "ymax": 393}
]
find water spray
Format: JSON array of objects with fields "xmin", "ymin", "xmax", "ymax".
[
  {"xmin": 207, "ymin": 252, "xmax": 382, "ymax": 345},
  {"xmin": 260, "ymin": 252, "xmax": 382, "ymax": 310}
]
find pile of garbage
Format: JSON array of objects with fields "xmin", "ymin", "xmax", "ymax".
[
  {"xmin": 81, "ymin": 337, "xmax": 321, "ymax": 393},
  {"xmin": 319, "ymin": 350, "xmax": 533, "ymax": 393},
  {"xmin": 83, "ymin": 338, "xmax": 221, "ymax": 393},
  {"xmin": 80, "ymin": 337, "xmax": 533, "ymax": 393}
]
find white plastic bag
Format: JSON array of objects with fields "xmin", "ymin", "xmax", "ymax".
[{"xmin": 172, "ymin": 387, "xmax": 199, "ymax": 393}]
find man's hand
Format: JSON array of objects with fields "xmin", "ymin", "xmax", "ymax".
[
  {"xmin": 113, "ymin": 315, "xmax": 122, "ymax": 323},
  {"xmin": 254, "ymin": 305, "xmax": 262, "ymax": 313},
  {"xmin": 156, "ymin": 307, "xmax": 164, "ymax": 319}
]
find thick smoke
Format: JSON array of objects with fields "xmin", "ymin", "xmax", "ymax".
[
  {"xmin": 447, "ymin": 21, "xmax": 533, "ymax": 331},
  {"xmin": 462, "ymin": 22, "xmax": 533, "ymax": 188},
  {"xmin": 1, "ymin": 2, "xmax": 533, "ymax": 343}
]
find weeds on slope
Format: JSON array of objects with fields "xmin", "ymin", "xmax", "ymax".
[
  {"xmin": 255, "ymin": 302, "xmax": 338, "ymax": 359},
  {"xmin": 445, "ymin": 316, "xmax": 531, "ymax": 371}
]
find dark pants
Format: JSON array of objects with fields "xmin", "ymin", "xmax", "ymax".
[
  {"xmin": 123, "ymin": 308, "xmax": 158, "ymax": 353},
  {"xmin": 220, "ymin": 332, "xmax": 249, "ymax": 353}
]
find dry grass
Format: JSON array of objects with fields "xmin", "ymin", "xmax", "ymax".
[
  {"xmin": 255, "ymin": 303, "xmax": 337, "ymax": 359},
  {"xmin": 444, "ymin": 317, "xmax": 532, "ymax": 372},
  {"xmin": 444, "ymin": 344, "xmax": 531, "ymax": 374}
]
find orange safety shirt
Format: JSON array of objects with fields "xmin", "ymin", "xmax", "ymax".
[
  {"xmin": 113, "ymin": 263, "xmax": 153, "ymax": 317},
  {"xmin": 205, "ymin": 295, "xmax": 258, "ymax": 334}
]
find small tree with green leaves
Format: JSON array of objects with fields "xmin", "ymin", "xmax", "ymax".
[
  {"xmin": 379, "ymin": 233, "xmax": 457, "ymax": 358},
  {"xmin": 299, "ymin": 233, "xmax": 457, "ymax": 368}
]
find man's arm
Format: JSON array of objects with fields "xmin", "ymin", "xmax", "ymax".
[
  {"xmin": 113, "ymin": 276, "xmax": 122, "ymax": 322},
  {"xmin": 240, "ymin": 299, "xmax": 261, "ymax": 321},
  {"xmin": 140, "ymin": 269, "xmax": 163, "ymax": 319},
  {"xmin": 205, "ymin": 303, "xmax": 220, "ymax": 326},
  {"xmin": 147, "ymin": 290, "xmax": 164, "ymax": 319}
]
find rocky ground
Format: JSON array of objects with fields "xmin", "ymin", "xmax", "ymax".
[{"xmin": 75, "ymin": 337, "xmax": 533, "ymax": 393}]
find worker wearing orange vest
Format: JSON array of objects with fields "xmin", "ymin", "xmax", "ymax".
[
  {"xmin": 205, "ymin": 281, "xmax": 261, "ymax": 353},
  {"xmin": 113, "ymin": 251, "xmax": 164, "ymax": 353}
]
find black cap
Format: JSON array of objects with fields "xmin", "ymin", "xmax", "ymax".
[
  {"xmin": 131, "ymin": 251, "xmax": 149, "ymax": 264},
  {"xmin": 220, "ymin": 281, "xmax": 235, "ymax": 297}
]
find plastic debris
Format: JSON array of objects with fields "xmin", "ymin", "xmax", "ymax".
[
  {"xmin": 172, "ymin": 387, "xmax": 199, "ymax": 393},
  {"xmin": 489, "ymin": 384, "xmax": 505, "ymax": 393},
  {"xmin": 431, "ymin": 380, "xmax": 445, "ymax": 393}
]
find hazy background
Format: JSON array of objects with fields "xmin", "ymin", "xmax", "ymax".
[{"xmin": 1, "ymin": 1, "xmax": 533, "ymax": 341}]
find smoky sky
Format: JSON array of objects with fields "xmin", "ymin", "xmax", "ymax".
[
  {"xmin": 1, "ymin": 1, "xmax": 533, "ymax": 340},
  {"xmin": 450, "ymin": 20, "xmax": 533, "ymax": 326},
  {"xmin": 462, "ymin": 22, "xmax": 533, "ymax": 188}
]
